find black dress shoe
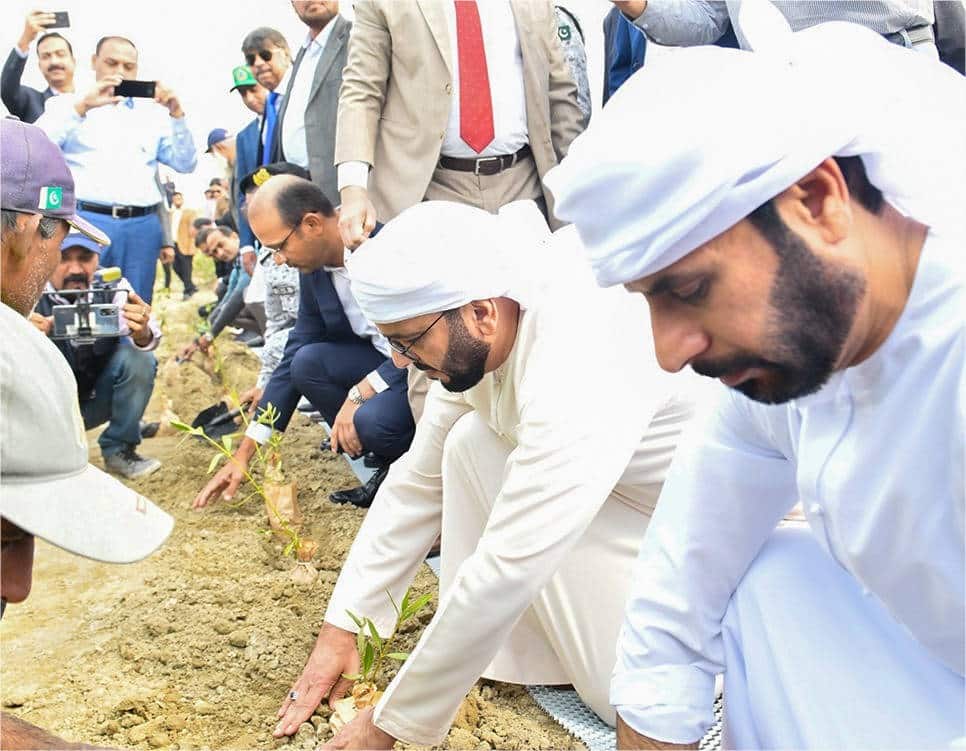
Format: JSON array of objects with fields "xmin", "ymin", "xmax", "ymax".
[
  {"xmin": 363, "ymin": 452, "xmax": 386, "ymax": 469},
  {"xmin": 329, "ymin": 465, "xmax": 389, "ymax": 509},
  {"xmin": 244, "ymin": 335, "xmax": 265, "ymax": 348},
  {"xmin": 140, "ymin": 421, "xmax": 160, "ymax": 439}
]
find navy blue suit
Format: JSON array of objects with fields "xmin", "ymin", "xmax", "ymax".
[
  {"xmin": 602, "ymin": 7, "xmax": 647, "ymax": 106},
  {"xmin": 233, "ymin": 117, "xmax": 263, "ymax": 252},
  {"xmin": 1, "ymin": 48, "xmax": 54, "ymax": 123},
  {"xmin": 258, "ymin": 268, "xmax": 414, "ymax": 462}
]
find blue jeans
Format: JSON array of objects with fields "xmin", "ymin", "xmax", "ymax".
[
  {"xmin": 79, "ymin": 342, "xmax": 158, "ymax": 457},
  {"xmin": 78, "ymin": 209, "xmax": 163, "ymax": 303}
]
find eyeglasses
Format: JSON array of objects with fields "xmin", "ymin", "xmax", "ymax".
[
  {"xmin": 245, "ymin": 49, "xmax": 275, "ymax": 66},
  {"xmin": 261, "ymin": 216, "xmax": 304, "ymax": 260},
  {"xmin": 387, "ymin": 311, "xmax": 446, "ymax": 361}
]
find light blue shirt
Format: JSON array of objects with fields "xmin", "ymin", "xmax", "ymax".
[{"xmin": 36, "ymin": 93, "xmax": 197, "ymax": 206}]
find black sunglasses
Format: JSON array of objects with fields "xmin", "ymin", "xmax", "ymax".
[
  {"xmin": 245, "ymin": 49, "xmax": 274, "ymax": 66},
  {"xmin": 387, "ymin": 311, "xmax": 447, "ymax": 361}
]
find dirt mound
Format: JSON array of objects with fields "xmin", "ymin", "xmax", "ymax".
[{"xmin": 0, "ymin": 291, "xmax": 581, "ymax": 750}]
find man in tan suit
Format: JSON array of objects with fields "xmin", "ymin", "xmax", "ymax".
[
  {"xmin": 335, "ymin": 0, "xmax": 586, "ymax": 249},
  {"xmin": 337, "ymin": 0, "xmax": 586, "ymax": 420}
]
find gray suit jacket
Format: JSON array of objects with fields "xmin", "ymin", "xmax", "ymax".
[{"xmin": 271, "ymin": 15, "xmax": 351, "ymax": 205}]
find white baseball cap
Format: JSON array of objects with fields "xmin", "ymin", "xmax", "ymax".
[{"xmin": 0, "ymin": 302, "xmax": 173, "ymax": 563}]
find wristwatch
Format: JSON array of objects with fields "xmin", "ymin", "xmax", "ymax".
[{"xmin": 348, "ymin": 385, "xmax": 367, "ymax": 405}]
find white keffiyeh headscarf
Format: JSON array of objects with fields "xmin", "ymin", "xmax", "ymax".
[
  {"xmin": 346, "ymin": 200, "xmax": 551, "ymax": 324},
  {"xmin": 543, "ymin": 0, "xmax": 966, "ymax": 287}
]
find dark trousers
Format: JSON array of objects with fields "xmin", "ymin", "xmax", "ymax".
[
  {"xmin": 290, "ymin": 340, "xmax": 414, "ymax": 462},
  {"xmin": 161, "ymin": 245, "xmax": 195, "ymax": 293}
]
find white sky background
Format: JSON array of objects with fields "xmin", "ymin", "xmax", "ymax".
[{"xmin": 1, "ymin": 0, "xmax": 613, "ymax": 210}]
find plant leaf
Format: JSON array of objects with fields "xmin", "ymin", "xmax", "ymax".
[
  {"xmin": 402, "ymin": 593, "xmax": 433, "ymax": 622},
  {"xmin": 345, "ymin": 610, "xmax": 364, "ymax": 629},
  {"xmin": 387, "ymin": 589, "xmax": 401, "ymax": 619},
  {"xmin": 222, "ymin": 434, "xmax": 233, "ymax": 452},
  {"xmin": 356, "ymin": 629, "xmax": 366, "ymax": 659},
  {"xmin": 169, "ymin": 420, "xmax": 194, "ymax": 433},
  {"xmin": 361, "ymin": 641, "xmax": 375, "ymax": 676},
  {"xmin": 386, "ymin": 652, "xmax": 409, "ymax": 661},
  {"xmin": 367, "ymin": 619, "xmax": 383, "ymax": 648},
  {"xmin": 341, "ymin": 673, "xmax": 361, "ymax": 681},
  {"xmin": 207, "ymin": 453, "xmax": 223, "ymax": 474}
]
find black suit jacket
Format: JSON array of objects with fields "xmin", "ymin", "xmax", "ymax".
[
  {"xmin": 1, "ymin": 48, "xmax": 54, "ymax": 123},
  {"xmin": 258, "ymin": 265, "xmax": 402, "ymax": 433}
]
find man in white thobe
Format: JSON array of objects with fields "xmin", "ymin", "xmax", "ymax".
[
  {"xmin": 544, "ymin": 4, "xmax": 965, "ymax": 749},
  {"xmin": 270, "ymin": 201, "xmax": 706, "ymax": 748}
]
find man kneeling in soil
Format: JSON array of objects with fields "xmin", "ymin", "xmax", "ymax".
[
  {"xmin": 272, "ymin": 201, "xmax": 707, "ymax": 749},
  {"xmin": 32, "ymin": 233, "xmax": 163, "ymax": 478}
]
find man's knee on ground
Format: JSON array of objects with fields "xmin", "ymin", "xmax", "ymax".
[
  {"xmin": 728, "ymin": 527, "xmax": 818, "ymax": 617},
  {"xmin": 441, "ymin": 412, "xmax": 494, "ymax": 475}
]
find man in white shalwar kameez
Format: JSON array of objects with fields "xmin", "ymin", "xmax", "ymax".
[
  {"xmin": 269, "ymin": 200, "xmax": 707, "ymax": 748},
  {"xmin": 544, "ymin": 3, "xmax": 965, "ymax": 749}
]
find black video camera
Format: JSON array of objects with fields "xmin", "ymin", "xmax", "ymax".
[{"xmin": 46, "ymin": 267, "xmax": 128, "ymax": 345}]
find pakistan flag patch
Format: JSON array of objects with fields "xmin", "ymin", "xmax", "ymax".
[
  {"xmin": 38, "ymin": 186, "xmax": 63, "ymax": 210},
  {"xmin": 558, "ymin": 25, "xmax": 571, "ymax": 41}
]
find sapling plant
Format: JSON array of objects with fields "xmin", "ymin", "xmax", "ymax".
[
  {"xmin": 329, "ymin": 588, "xmax": 434, "ymax": 731},
  {"xmin": 172, "ymin": 397, "xmax": 312, "ymax": 578}
]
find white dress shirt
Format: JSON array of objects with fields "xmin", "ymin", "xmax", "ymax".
[
  {"xmin": 36, "ymin": 95, "xmax": 197, "ymax": 207},
  {"xmin": 633, "ymin": 0, "xmax": 934, "ymax": 46},
  {"xmin": 281, "ymin": 23, "xmax": 335, "ymax": 169},
  {"xmin": 613, "ymin": 230, "xmax": 964, "ymax": 743},
  {"xmin": 337, "ymin": 0, "xmax": 529, "ymax": 192}
]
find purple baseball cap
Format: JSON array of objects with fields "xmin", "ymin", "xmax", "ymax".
[
  {"xmin": 1, "ymin": 118, "xmax": 109, "ymax": 245},
  {"xmin": 205, "ymin": 127, "xmax": 230, "ymax": 153}
]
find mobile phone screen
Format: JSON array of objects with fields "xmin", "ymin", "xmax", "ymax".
[{"xmin": 114, "ymin": 80, "xmax": 157, "ymax": 99}]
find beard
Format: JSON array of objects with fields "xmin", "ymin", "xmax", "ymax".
[
  {"xmin": 414, "ymin": 310, "xmax": 490, "ymax": 393},
  {"xmin": 693, "ymin": 223, "xmax": 865, "ymax": 404}
]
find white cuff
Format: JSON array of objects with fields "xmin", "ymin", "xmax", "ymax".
[
  {"xmin": 245, "ymin": 421, "xmax": 273, "ymax": 445},
  {"xmin": 337, "ymin": 161, "xmax": 371, "ymax": 192},
  {"xmin": 366, "ymin": 369, "xmax": 389, "ymax": 394},
  {"xmin": 609, "ymin": 665, "xmax": 715, "ymax": 744},
  {"xmin": 240, "ymin": 245, "xmax": 255, "ymax": 255},
  {"xmin": 14, "ymin": 45, "xmax": 28, "ymax": 59}
]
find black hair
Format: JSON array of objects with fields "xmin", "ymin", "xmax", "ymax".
[
  {"xmin": 172, "ymin": 191, "xmax": 183, "ymax": 198},
  {"xmin": 241, "ymin": 27, "xmax": 289, "ymax": 55},
  {"xmin": 748, "ymin": 155, "xmax": 884, "ymax": 243},
  {"xmin": 0, "ymin": 209, "xmax": 65, "ymax": 238},
  {"xmin": 37, "ymin": 32, "xmax": 73, "ymax": 58},
  {"xmin": 274, "ymin": 178, "xmax": 335, "ymax": 227},
  {"xmin": 95, "ymin": 36, "xmax": 137, "ymax": 56},
  {"xmin": 215, "ymin": 213, "xmax": 237, "ymax": 233},
  {"xmin": 195, "ymin": 226, "xmax": 214, "ymax": 249},
  {"xmin": 239, "ymin": 162, "xmax": 311, "ymax": 195},
  {"xmin": 192, "ymin": 216, "xmax": 213, "ymax": 231}
]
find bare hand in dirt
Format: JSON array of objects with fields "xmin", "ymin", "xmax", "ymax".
[
  {"xmin": 274, "ymin": 623, "xmax": 360, "ymax": 738},
  {"xmin": 197, "ymin": 335, "xmax": 211, "ymax": 354},
  {"xmin": 75, "ymin": 75, "xmax": 123, "ymax": 117},
  {"xmin": 123, "ymin": 291, "xmax": 153, "ymax": 347},
  {"xmin": 337, "ymin": 188, "xmax": 377, "ymax": 250},
  {"xmin": 177, "ymin": 341, "xmax": 198, "ymax": 361},
  {"xmin": 329, "ymin": 399, "xmax": 363, "ymax": 458},
  {"xmin": 320, "ymin": 707, "xmax": 396, "ymax": 751},
  {"xmin": 193, "ymin": 443, "xmax": 254, "ymax": 508},
  {"xmin": 28, "ymin": 312, "xmax": 53, "ymax": 337}
]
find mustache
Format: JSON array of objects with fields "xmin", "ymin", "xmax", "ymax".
[
  {"xmin": 691, "ymin": 353, "xmax": 780, "ymax": 380},
  {"xmin": 62, "ymin": 273, "xmax": 90, "ymax": 286},
  {"xmin": 47, "ymin": 64, "xmax": 66, "ymax": 72}
]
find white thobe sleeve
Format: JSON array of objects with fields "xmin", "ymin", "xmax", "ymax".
[
  {"xmin": 612, "ymin": 386, "xmax": 798, "ymax": 744},
  {"xmin": 367, "ymin": 321, "xmax": 668, "ymax": 745},
  {"xmin": 325, "ymin": 384, "xmax": 474, "ymax": 636}
]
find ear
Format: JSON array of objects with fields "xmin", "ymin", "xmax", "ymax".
[
  {"xmin": 1, "ymin": 214, "xmax": 39, "ymax": 267},
  {"xmin": 780, "ymin": 158, "xmax": 851, "ymax": 245},
  {"xmin": 469, "ymin": 299, "xmax": 499, "ymax": 337},
  {"xmin": 90, "ymin": 53, "xmax": 97, "ymax": 70}
]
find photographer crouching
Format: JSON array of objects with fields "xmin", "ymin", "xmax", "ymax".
[{"xmin": 30, "ymin": 233, "xmax": 162, "ymax": 479}]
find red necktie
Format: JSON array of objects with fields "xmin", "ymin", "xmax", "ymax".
[{"xmin": 454, "ymin": 0, "xmax": 495, "ymax": 153}]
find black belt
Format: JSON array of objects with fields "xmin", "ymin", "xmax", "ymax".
[
  {"xmin": 883, "ymin": 23, "xmax": 934, "ymax": 48},
  {"xmin": 438, "ymin": 145, "xmax": 532, "ymax": 176},
  {"xmin": 77, "ymin": 200, "xmax": 161, "ymax": 219}
]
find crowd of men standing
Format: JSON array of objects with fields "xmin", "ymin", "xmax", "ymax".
[{"xmin": 1, "ymin": 1, "xmax": 964, "ymax": 750}]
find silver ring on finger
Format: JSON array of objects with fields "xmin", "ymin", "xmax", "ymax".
[{"xmin": 289, "ymin": 690, "xmax": 299, "ymax": 701}]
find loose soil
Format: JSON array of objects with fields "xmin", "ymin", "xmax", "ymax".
[{"xmin": 1, "ymin": 283, "xmax": 581, "ymax": 750}]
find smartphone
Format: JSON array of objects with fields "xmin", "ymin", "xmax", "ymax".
[
  {"xmin": 44, "ymin": 11, "xmax": 70, "ymax": 29},
  {"xmin": 115, "ymin": 80, "xmax": 157, "ymax": 99}
]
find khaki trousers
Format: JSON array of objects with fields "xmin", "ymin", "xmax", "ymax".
[{"xmin": 438, "ymin": 412, "xmax": 653, "ymax": 726}]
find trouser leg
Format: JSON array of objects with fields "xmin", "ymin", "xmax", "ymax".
[
  {"xmin": 721, "ymin": 526, "xmax": 964, "ymax": 749},
  {"xmin": 440, "ymin": 412, "xmax": 650, "ymax": 724},
  {"xmin": 352, "ymin": 374, "xmax": 415, "ymax": 463},
  {"xmin": 173, "ymin": 244, "xmax": 196, "ymax": 294},
  {"xmin": 290, "ymin": 340, "xmax": 386, "ymax": 427},
  {"xmin": 90, "ymin": 343, "xmax": 158, "ymax": 457},
  {"xmin": 161, "ymin": 261, "xmax": 172, "ymax": 289}
]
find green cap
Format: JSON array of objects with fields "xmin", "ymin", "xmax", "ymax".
[{"xmin": 230, "ymin": 65, "xmax": 258, "ymax": 92}]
